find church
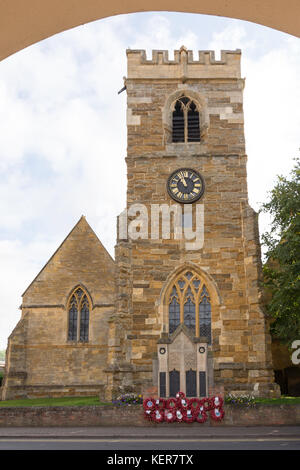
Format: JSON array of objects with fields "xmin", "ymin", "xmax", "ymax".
[{"xmin": 1, "ymin": 46, "xmax": 280, "ymax": 401}]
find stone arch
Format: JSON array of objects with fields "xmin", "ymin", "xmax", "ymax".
[
  {"xmin": 162, "ymin": 89, "xmax": 209, "ymax": 144},
  {"xmin": 65, "ymin": 283, "xmax": 93, "ymax": 309},
  {"xmin": 0, "ymin": 2, "xmax": 298, "ymax": 62}
]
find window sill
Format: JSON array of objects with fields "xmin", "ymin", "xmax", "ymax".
[{"xmin": 67, "ymin": 340, "xmax": 89, "ymax": 345}]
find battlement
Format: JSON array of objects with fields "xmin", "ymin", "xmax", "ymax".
[{"xmin": 127, "ymin": 46, "xmax": 241, "ymax": 80}]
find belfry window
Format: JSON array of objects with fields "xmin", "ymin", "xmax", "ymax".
[
  {"xmin": 172, "ymin": 97, "xmax": 200, "ymax": 143},
  {"xmin": 168, "ymin": 270, "xmax": 211, "ymax": 343},
  {"xmin": 67, "ymin": 286, "xmax": 90, "ymax": 342}
]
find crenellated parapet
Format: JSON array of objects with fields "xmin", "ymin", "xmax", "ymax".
[{"xmin": 127, "ymin": 46, "xmax": 241, "ymax": 80}]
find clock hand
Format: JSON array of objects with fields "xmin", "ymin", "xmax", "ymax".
[{"xmin": 178, "ymin": 174, "xmax": 187, "ymax": 187}]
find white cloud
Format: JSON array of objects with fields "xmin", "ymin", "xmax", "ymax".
[
  {"xmin": 209, "ymin": 26, "xmax": 300, "ymax": 240},
  {"xmin": 129, "ymin": 15, "xmax": 199, "ymax": 55},
  {"xmin": 208, "ymin": 23, "xmax": 256, "ymax": 56},
  {"xmin": 243, "ymin": 36, "xmax": 300, "ymax": 243},
  {"xmin": 0, "ymin": 238, "xmax": 58, "ymax": 350}
]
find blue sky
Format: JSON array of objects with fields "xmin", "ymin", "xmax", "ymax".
[{"xmin": 0, "ymin": 12, "xmax": 299, "ymax": 349}]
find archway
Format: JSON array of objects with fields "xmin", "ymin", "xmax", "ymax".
[{"xmin": 0, "ymin": 1, "xmax": 299, "ymax": 62}]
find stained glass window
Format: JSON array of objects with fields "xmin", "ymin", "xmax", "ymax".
[
  {"xmin": 167, "ymin": 270, "xmax": 212, "ymax": 342},
  {"xmin": 79, "ymin": 295, "xmax": 89, "ymax": 342},
  {"xmin": 68, "ymin": 295, "xmax": 78, "ymax": 341},
  {"xmin": 68, "ymin": 287, "xmax": 90, "ymax": 342},
  {"xmin": 199, "ymin": 286, "xmax": 211, "ymax": 344},
  {"xmin": 184, "ymin": 287, "xmax": 195, "ymax": 331},
  {"xmin": 169, "ymin": 296, "xmax": 180, "ymax": 334}
]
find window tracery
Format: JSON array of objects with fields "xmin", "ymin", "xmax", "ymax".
[
  {"xmin": 167, "ymin": 270, "xmax": 211, "ymax": 343},
  {"xmin": 67, "ymin": 286, "xmax": 90, "ymax": 342},
  {"xmin": 172, "ymin": 96, "xmax": 200, "ymax": 143}
]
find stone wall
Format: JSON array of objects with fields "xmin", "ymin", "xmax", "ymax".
[
  {"xmin": 0, "ymin": 404, "xmax": 299, "ymax": 427},
  {"xmin": 109, "ymin": 47, "xmax": 278, "ymax": 398}
]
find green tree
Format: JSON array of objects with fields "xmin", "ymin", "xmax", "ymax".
[{"xmin": 261, "ymin": 157, "xmax": 300, "ymax": 345}]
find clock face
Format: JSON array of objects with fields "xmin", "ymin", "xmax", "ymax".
[{"xmin": 167, "ymin": 168, "xmax": 205, "ymax": 203}]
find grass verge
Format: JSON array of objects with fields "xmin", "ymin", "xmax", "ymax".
[
  {"xmin": 0, "ymin": 395, "xmax": 299, "ymax": 407},
  {"xmin": 0, "ymin": 396, "xmax": 111, "ymax": 407},
  {"xmin": 254, "ymin": 396, "xmax": 300, "ymax": 405}
]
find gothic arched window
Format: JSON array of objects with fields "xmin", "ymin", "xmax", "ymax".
[
  {"xmin": 172, "ymin": 97, "xmax": 200, "ymax": 143},
  {"xmin": 67, "ymin": 286, "xmax": 91, "ymax": 342},
  {"xmin": 168, "ymin": 270, "xmax": 211, "ymax": 343}
]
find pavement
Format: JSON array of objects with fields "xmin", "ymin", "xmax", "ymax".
[{"xmin": 0, "ymin": 425, "xmax": 299, "ymax": 439}]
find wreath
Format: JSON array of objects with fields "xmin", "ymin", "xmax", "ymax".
[
  {"xmin": 143, "ymin": 392, "xmax": 225, "ymax": 424},
  {"xmin": 210, "ymin": 407, "xmax": 225, "ymax": 421},
  {"xmin": 212, "ymin": 396, "xmax": 224, "ymax": 408},
  {"xmin": 152, "ymin": 409, "xmax": 165, "ymax": 423},
  {"xmin": 200, "ymin": 397, "xmax": 214, "ymax": 412},
  {"xmin": 195, "ymin": 408, "xmax": 208, "ymax": 423},
  {"xmin": 177, "ymin": 397, "xmax": 189, "ymax": 410},
  {"xmin": 166, "ymin": 397, "xmax": 177, "ymax": 410},
  {"xmin": 182, "ymin": 408, "xmax": 195, "ymax": 423},
  {"xmin": 144, "ymin": 409, "xmax": 153, "ymax": 420},
  {"xmin": 143, "ymin": 397, "xmax": 156, "ymax": 412},
  {"xmin": 155, "ymin": 398, "xmax": 166, "ymax": 410},
  {"xmin": 164, "ymin": 408, "xmax": 176, "ymax": 423},
  {"xmin": 175, "ymin": 409, "xmax": 184, "ymax": 423},
  {"xmin": 188, "ymin": 397, "xmax": 200, "ymax": 413}
]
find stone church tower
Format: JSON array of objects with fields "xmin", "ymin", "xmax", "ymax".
[{"xmin": 2, "ymin": 47, "xmax": 280, "ymax": 401}]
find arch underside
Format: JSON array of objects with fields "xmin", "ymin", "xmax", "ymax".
[{"xmin": 0, "ymin": 1, "xmax": 299, "ymax": 62}]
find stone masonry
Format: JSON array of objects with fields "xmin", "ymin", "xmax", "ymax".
[
  {"xmin": 106, "ymin": 47, "xmax": 279, "ymax": 399},
  {"xmin": 1, "ymin": 47, "xmax": 280, "ymax": 400}
]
